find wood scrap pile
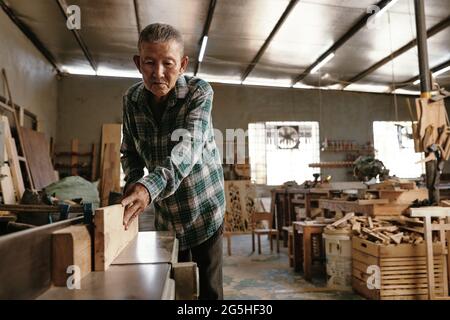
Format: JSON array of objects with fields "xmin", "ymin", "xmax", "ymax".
[
  {"xmin": 368, "ymin": 178, "xmax": 418, "ymax": 191},
  {"xmin": 325, "ymin": 212, "xmax": 428, "ymax": 245}
]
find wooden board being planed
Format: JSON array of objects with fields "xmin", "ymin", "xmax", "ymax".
[
  {"xmin": 52, "ymin": 225, "xmax": 92, "ymax": 286},
  {"xmin": 94, "ymin": 204, "xmax": 138, "ymax": 271},
  {"xmin": 20, "ymin": 127, "xmax": 57, "ymax": 190}
]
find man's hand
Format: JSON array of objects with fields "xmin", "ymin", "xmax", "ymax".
[{"xmin": 121, "ymin": 183, "xmax": 151, "ymax": 230}]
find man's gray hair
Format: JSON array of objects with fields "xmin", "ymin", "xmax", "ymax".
[{"xmin": 138, "ymin": 23, "xmax": 184, "ymax": 55}]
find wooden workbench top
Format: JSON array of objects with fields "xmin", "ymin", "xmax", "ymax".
[
  {"xmin": 37, "ymin": 231, "xmax": 178, "ymax": 300},
  {"xmin": 37, "ymin": 263, "xmax": 172, "ymax": 300}
]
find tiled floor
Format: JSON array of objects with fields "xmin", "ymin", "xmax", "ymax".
[
  {"xmin": 223, "ymin": 234, "xmax": 362, "ymax": 300},
  {"xmin": 139, "ymin": 211, "xmax": 362, "ymax": 300}
]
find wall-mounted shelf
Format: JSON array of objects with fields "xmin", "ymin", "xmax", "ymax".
[
  {"xmin": 308, "ymin": 161, "xmax": 354, "ymax": 168},
  {"xmin": 321, "ymin": 147, "xmax": 375, "ymax": 153}
]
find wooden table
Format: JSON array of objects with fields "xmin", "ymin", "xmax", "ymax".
[
  {"xmin": 271, "ymin": 187, "xmax": 331, "ymax": 246},
  {"xmin": 292, "ymin": 221, "xmax": 328, "ymax": 281},
  {"xmin": 318, "ymin": 199, "xmax": 409, "ymax": 216}
]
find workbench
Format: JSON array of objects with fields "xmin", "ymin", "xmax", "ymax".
[
  {"xmin": 318, "ymin": 199, "xmax": 409, "ymax": 216},
  {"xmin": 0, "ymin": 216, "xmax": 180, "ymax": 300},
  {"xmin": 271, "ymin": 187, "xmax": 330, "ymax": 245},
  {"xmin": 38, "ymin": 231, "xmax": 178, "ymax": 300}
]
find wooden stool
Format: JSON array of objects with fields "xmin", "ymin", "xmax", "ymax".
[{"xmin": 293, "ymin": 221, "xmax": 327, "ymax": 281}]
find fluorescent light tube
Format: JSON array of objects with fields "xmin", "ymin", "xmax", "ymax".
[
  {"xmin": 198, "ymin": 36, "xmax": 208, "ymax": 62},
  {"xmin": 374, "ymin": 0, "xmax": 400, "ymax": 19},
  {"xmin": 310, "ymin": 52, "xmax": 335, "ymax": 74},
  {"xmin": 434, "ymin": 65, "xmax": 450, "ymax": 77}
]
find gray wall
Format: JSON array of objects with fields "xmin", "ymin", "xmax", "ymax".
[
  {"xmin": 0, "ymin": 10, "xmax": 58, "ymax": 140},
  {"xmin": 57, "ymin": 74, "xmax": 425, "ymax": 181}
]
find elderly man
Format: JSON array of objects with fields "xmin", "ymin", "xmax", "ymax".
[{"xmin": 120, "ymin": 23, "xmax": 225, "ymax": 300}]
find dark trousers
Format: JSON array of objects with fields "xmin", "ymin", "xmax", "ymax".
[{"xmin": 178, "ymin": 224, "xmax": 224, "ymax": 300}]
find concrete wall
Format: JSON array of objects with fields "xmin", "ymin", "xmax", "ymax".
[
  {"xmin": 57, "ymin": 74, "xmax": 427, "ymax": 181},
  {"xmin": 0, "ymin": 10, "xmax": 58, "ymax": 140},
  {"xmin": 56, "ymin": 75, "xmax": 136, "ymax": 152}
]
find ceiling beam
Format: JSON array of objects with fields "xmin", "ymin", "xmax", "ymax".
[
  {"xmin": 343, "ymin": 15, "xmax": 450, "ymax": 88},
  {"xmin": 240, "ymin": 0, "xmax": 299, "ymax": 82},
  {"xmin": 393, "ymin": 58, "xmax": 450, "ymax": 91},
  {"xmin": 55, "ymin": 0, "xmax": 97, "ymax": 72},
  {"xmin": 0, "ymin": 0, "xmax": 61, "ymax": 74},
  {"xmin": 292, "ymin": 0, "xmax": 394, "ymax": 85},
  {"xmin": 133, "ymin": 0, "xmax": 142, "ymax": 34},
  {"xmin": 194, "ymin": 0, "xmax": 217, "ymax": 76}
]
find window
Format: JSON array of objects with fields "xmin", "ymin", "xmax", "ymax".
[
  {"xmin": 248, "ymin": 121, "xmax": 320, "ymax": 185},
  {"xmin": 373, "ymin": 121, "xmax": 424, "ymax": 179}
]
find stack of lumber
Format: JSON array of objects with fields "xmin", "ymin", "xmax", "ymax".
[
  {"xmin": 0, "ymin": 116, "xmax": 25, "ymax": 203},
  {"xmin": 324, "ymin": 212, "xmax": 426, "ymax": 245}
]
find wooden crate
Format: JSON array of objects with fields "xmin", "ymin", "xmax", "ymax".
[{"xmin": 352, "ymin": 237, "xmax": 447, "ymax": 300}]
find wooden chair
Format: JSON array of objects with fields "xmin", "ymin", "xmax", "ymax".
[{"xmin": 252, "ymin": 212, "xmax": 280, "ymax": 254}]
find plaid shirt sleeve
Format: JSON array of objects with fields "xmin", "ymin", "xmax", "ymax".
[
  {"xmin": 137, "ymin": 86, "xmax": 213, "ymax": 203},
  {"xmin": 120, "ymin": 94, "xmax": 146, "ymax": 189}
]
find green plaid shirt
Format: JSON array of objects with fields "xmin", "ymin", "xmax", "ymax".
[{"xmin": 121, "ymin": 75, "xmax": 225, "ymax": 250}]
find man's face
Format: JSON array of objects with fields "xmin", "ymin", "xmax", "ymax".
[{"xmin": 134, "ymin": 40, "xmax": 188, "ymax": 99}]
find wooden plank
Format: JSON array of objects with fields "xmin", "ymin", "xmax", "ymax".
[
  {"xmin": 1, "ymin": 116, "xmax": 24, "ymax": 199},
  {"xmin": 100, "ymin": 143, "xmax": 117, "ymax": 207},
  {"xmin": 71, "ymin": 139, "xmax": 79, "ymax": 176},
  {"xmin": 381, "ymin": 283, "xmax": 445, "ymax": 290},
  {"xmin": 357, "ymin": 199, "xmax": 389, "ymax": 205},
  {"xmin": 0, "ymin": 204, "xmax": 84, "ymax": 213},
  {"xmin": 52, "ymin": 225, "xmax": 92, "ymax": 286},
  {"xmin": 0, "ymin": 164, "xmax": 16, "ymax": 204},
  {"xmin": 0, "ymin": 217, "xmax": 82, "ymax": 299},
  {"xmin": 372, "ymin": 203, "xmax": 410, "ymax": 216},
  {"xmin": 20, "ymin": 127, "xmax": 57, "ymax": 190},
  {"xmin": 91, "ymin": 143, "xmax": 97, "ymax": 181},
  {"xmin": 10, "ymin": 138, "xmax": 25, "ymax": 197},
  {"xmin": 381, "ymin": 277, "xmax": 443, "ymax": 285},
  {"xmin": 330, "ymin": 212, "xmax": 354, "ymax": 227},
  {"xmin": 353, "ymin": 237, "xmax": 443, "ymax": 258},
  {"xmin": 352, "ymin": 237, "xmax": 379, "ymax": 257},
  {"xmin": 352, "ymin": 277, "xmax": 379, "ymax": 300},
  {"xmin": 380, "ymin": 257, "xmax": 442, "ymax": 267},
  {"xmin": 352, "ymin": 249, "xmax": 379, "ymax": 266},
  {"xmin": 100, "ymin": 124, "xmax": 121, "ymax": 191},
  {"xmin": 381, "ymin": 287, "xmax": 443, "ymax": 297},
  {"xmin": 410, "ymin": 206, "xmax": 450, "ymax": 217},
  {"xmin": 379, "ymin": 189, "xmax": 428, "ymax": 204},
  {"xmin": 94, "ymin": 204, "xmax": 138, "ymax": 271}
]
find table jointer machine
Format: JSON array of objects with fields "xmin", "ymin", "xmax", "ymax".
[{"xmin": 0, "ymin": 204, "xmax": 199, "ymax": 300}]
